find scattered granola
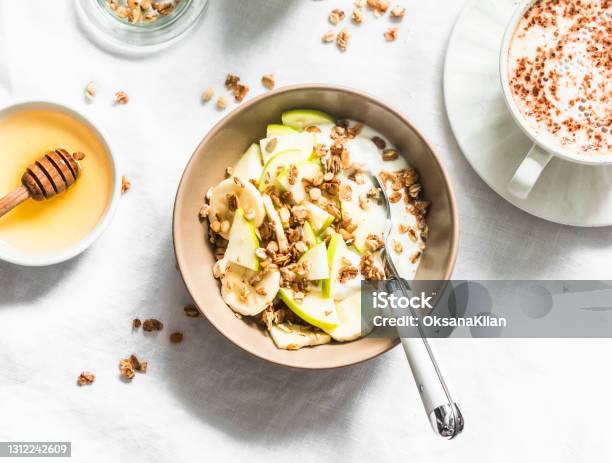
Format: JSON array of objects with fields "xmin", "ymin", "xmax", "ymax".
[
  {"xmin": 216, "ymin": 96, "xmax": 228, "ymax": 110},
  {"xmin": 84, "ymin": 81, "xmax": 96, "ymax": 102},
  {"xmin": 225, "ymin": 74, "xmax": 250, "ymax": 102},
  {"xmin": 114, "ymin": 91, "xmax": 129, "ymax": 105},
  {"xmin": 322, "ymin": 31, "xmax": 336, "ymax": 43},
  {"xmin": 132, "ymin": 318, "xmax": 142, "ymax": 329},
  {"xmin": 73, "ymin": 152, "xmax": 86, "ymax": 161},
  {"xmin": 392, "ymin": 239, "xmax": 403, "ymax": 253},
  {"xmin": 338, "ymin": 257, "xmax": 359, "ymax": 283},
  {"xmin": 121, "ymin": 175, "xmax": 131, "ymax": 193},
  {"xmin": 170, "ymin": 332, "xmax": 183, "ymax": 343},
  {"xmin": 390, "ymin": 6, "xmax": 406, "ymax": 19},
  {"xmin": 336, "ymin": 28, "xmax": 350, "ymax": 52},
  {"xmin": 367, "ymin": 0, "xmax": 389, "ymax": 14},
  {"xmin": 329, "ymin": 9, "xmax": 345, "ymax": 25},
  {"xmin": 119, "ymin": 354, "xmax": 147, "ymax": 380},
  {"xmin": 360, "ymin": 252, "xmax": 385, "ymax": 280},
  {"xmin": 382, "ymin": 148, "xmax": 399, "ymax": 161},
  {"xmin": 261, "ymin": 74, "xmax": 275, "ymax": 90},
  {"xmin": 142, "ymin": 318, "xmax": 164, "ymax": 332},
  {"xmin": 183, "ymin": 304, "xmax": 200, "ymax": 317},
  {"xmin": 77, "ymin": 371, "xmax": 95, "ymax": 386},
  {"xmin": 371, "ymin": 136, "xmax": 386, "ymax": 149},
  {"xmin": 201, "ymin": 87, "xmax": 214, "ymax": 103},
  {"xmin": 384, "ymin": 26, "xmax": 399, "ymax": 41}
]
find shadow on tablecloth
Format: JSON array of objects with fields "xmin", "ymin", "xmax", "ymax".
[{"xmin": 149, "ymin": 233, "xmax": 386, "ymax": 444}]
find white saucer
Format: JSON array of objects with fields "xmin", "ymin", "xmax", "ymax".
[{"xmin": 443, "ymin": 0, "xmax": 612, "ymax": 227}]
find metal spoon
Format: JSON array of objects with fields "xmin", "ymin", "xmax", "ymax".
[{"xmin": 370, "ymin": 173, "xmax": 464, "ymax": 439}]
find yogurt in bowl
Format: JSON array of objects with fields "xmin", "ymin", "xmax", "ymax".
[{"xmin": 201, "ymin": 109, "xmax": 429, "ymax": 350}]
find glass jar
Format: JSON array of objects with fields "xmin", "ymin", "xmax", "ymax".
[{"xmin": 75, "ymin": 0, "xmax": 208, "ymax": 55}]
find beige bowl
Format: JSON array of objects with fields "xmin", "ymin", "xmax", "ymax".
[{"xmin": 173, "ymin": 84, "xmax": 458, "ymax": 369}]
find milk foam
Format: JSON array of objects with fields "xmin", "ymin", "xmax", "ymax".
[{"xmin": 508, "ymin": 0, "xmax": 611, "ymax": 156}]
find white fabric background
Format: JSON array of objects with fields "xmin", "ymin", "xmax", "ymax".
[{"xmin": 1, "ymin": 0, "xmax": 611, "ymax": 461}]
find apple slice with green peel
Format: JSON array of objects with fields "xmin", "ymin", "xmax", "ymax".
[
  {"xmin": 233, "ymin": 143, "xmax": 263, "ymax": 182},
  {"xmin": 322, "ymin": 233, "xmax": 348, "ymax": 299},
  {"xmin": 341, "ymin": 196, "xmax": 386, "ymax": 253},
  {"xmin": 259, "ymin": 133, "xmax": 315, "ymax": 163},
  {"xmin": 302, "ymin": 221, "xmax": 318, "ymax": 248},
  {"xmin": 266, "ymin": 124, "xmax": 300, "ymax": 137},
  {"xmin": 262, "ymin": 194, "xmax": 288, "ymax": 252},
  {"xmin": 297, "ymin": 241, "xmax": 329, "ymax": 280},
  {"xmin": 281, "ymin": 109, "xmax": 335, "ymax": 129},
  {"xmin": 259, "ymin": 149, "xmax": 309, "ymax": 190},
  {"xmin": 279, "ymin": 288, "xmax": 338, "ymax": 331},
  {"xmin": 225, "ymin": 208, "xmax": 259, "ymax": 271},
  {"xmin": 275, "ymin": 160, "xmax": 322, "ymax": 204},
  {"xmin": 303, "ymin": 201, "xmax": 335, "ymax": 235},
  {"xmin": 268, "ymin": 323, "xmax": 331, "ymax": 350}
]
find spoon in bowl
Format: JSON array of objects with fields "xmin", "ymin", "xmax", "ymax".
[{"xmin": 370, "ymin": 173, "xmax": 464, "ymax": 439}]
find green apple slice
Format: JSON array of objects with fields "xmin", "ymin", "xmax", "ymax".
[
  {"xmin": 304, "ymin": 201, "xmax": 335, "ymax": 235},
  {"xmin": 341, "ymin": 197, "xmax": 386, "ymax": 253},
  {"xmin": 275, "ymin": 160, "xmax": 322, "ymax": 204},
  {"xmin": 225, "ymin": 208, "xmax": 259, "ymax": 271},
  {"xmin": 262, "ymin": 194, "xmax": 289, "ymax": 252},
  {"xmin": 322, "ymin": 233, "xmax": 348, "ymax": 299},
  {"xmin": 266, "ymin": 124, "xmax": 300, "ymax": 137},
  {"xmin": 268, "ymin": 323, "xmax": 331, "ymax": 350},
  {"xmin": 279, "ymin": 288, "xmax": 339, "ymax": 331},
  {"xmin": 281, "ymin": 109, "xmax": 335, "ymax": 129},
  {"xmin": 302, "ymin": 221, "xmax": 318, "ymax": 248},
  {"xmin": 233, "ymin": 143, "xmax": 263, "ymax": 182},
  {"xmin": 259, "ymin": 133, "xmax": 315, "ymax": 163},
  {"xmin": 259, "ymin": 149, "xmax": 309, "ymax": 190},
  {"xmin": 297, "ymin": 241, "xmax": 329, "ymax": 280}
]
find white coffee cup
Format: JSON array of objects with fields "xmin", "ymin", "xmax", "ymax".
[
  {"xmin": 499, "ymin": 0, "xmax": 612, "ymax": 200},
  {"xmin": 0, "ymin": 100, "xmax": 121, "ymax": 266}
]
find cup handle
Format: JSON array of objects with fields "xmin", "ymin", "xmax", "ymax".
[{"xmin": 507, "ymin": 144, "xmax": 552, "ymax": 199}]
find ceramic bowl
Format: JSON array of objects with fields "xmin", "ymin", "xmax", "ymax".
[
  {"xmin": 0, "ymin": 100, "xmax": 121, "ymax": 267},
  {"xmin": 173, "ymin": 84, "xmax": 458, "ymax": 369}
]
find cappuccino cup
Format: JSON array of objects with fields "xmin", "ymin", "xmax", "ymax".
[{"xmin": 500, "ymin": 0, "xmax": 611, "ymax": 199}]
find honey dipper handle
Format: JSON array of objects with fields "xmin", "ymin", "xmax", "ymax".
[{"xmin": 0, "ymin": 186, "xmax": 30, "ymax": 218}]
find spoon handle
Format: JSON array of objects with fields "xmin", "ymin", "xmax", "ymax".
[
  {"xmin": 384, "ymin": 270, "xmax": 464, "ymax": 439},
  {"xmin": 0, "ymin": 186, "xmax": 30, "ymax": 218}
]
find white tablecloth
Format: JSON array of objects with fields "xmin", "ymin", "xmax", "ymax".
[{"xmin": 1, "ymin": 1, "xmax": 611, "ymax": 461}]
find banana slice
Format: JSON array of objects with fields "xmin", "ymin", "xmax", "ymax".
[
  {"xmin": 220, "ymin": 262, "xmax": 280, "ymax": 316},
  {"xmin": 268, "ymin": 323, "xmax": 331, "ymax": 350},
  {"xmin": 325, "ymin": 290, "xmax": 374, "ymax": 342},
  {"xmin": 208, "ymin": 177, "xmax": 265, "ymax": 239}
]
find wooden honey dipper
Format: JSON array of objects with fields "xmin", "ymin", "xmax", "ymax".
[{"xmin": 0, "ymin": 148, "xmax": 85, "ymax": 218}]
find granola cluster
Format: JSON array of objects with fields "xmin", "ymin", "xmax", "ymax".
[
  {"xmin": 105, "ymin": 0, "xmax": 180, "ymax": 24},
  {"xmin": 119, "ymin": 354, "xmax": 148, "ymax": 380},
  {"xmin": 322, "ymin": 0, "xmax": 406, "ymax": 51},
  {"xmin": 202, "ymin": 73, "xmax": 277, "ymax": 111}
]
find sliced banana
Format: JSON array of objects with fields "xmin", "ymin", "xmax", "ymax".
[
  {"xmin": 325, "ymin": 290, "xmax": 374, "ymax": 342},
  {"xmin": 268, "ymin": 323, "xmax": 331, "ymax": 350},
  {"xmin": 208, "ymin": 177, "xmax": 265, "ymax": 239},
  {"xmin": 220, "ymin": 262, "xmax": 280, "ymax": 316}
]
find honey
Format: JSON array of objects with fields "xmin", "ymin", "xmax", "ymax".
[{"xmin": 0, "ymin": 106, "xmax": 113, "ymax": 254}]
